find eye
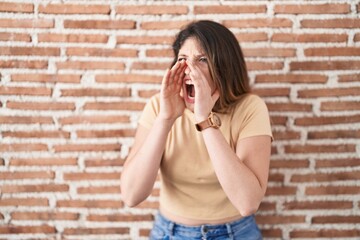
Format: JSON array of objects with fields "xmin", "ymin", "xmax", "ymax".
[
  {"xmin": 199, "ymin": 57, "xmax": 208, "ymax": 63},
  {"xmin": 178, "ymin": 57, "xmax": 186, "ymax": 62}
]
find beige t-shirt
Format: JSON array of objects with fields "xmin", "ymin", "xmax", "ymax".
[{"xmin": 138, "ymin": 93, "xmax": 273, "ymax": 220}]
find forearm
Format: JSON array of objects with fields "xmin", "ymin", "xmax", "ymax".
[
  {"xmin": 121, "ymin": 117, "xmax": 173, "ymax": 207},
  {"xmin": 201, "ymin": 128, "xmax": 267, "ymax": 216}
]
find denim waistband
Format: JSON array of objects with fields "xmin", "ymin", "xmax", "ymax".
[{"xmin": 154, "ymin": 212, "xmax": 257, "ymax": 239}]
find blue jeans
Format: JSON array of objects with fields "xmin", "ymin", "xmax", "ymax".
[{"xmin": 149, "ymin": 212, "xmax": 262, "ymax": 240}]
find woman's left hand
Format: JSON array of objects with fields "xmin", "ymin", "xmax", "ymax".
[{"xmin": 187, "ymin": 61, "xmax": 219, "ymax": 122}]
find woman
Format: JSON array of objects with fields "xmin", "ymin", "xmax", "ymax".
[{"xmin": 121, "ymin": 20, "xmax": 273, "ymax": 240}]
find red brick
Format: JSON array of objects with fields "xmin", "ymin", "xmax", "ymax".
[
  {"xmin": 84, "ymin": 158, "xmax": 125, "ymax": 167},
  {"xmin": 57, "ymin": 200, "xmax": 123, "ymax": 209},
  {"xmin": 146, "ymin": 49, "xmax": 173, "ymax": 58},
  {"xmin": 194, "ymin": 5, "xmax": 266, "ymax": 14},
  {"xmin": 290, "ymin": 61, "xmax": 360, "ymax": 71},
  {"xmin": 284, "ymin": 201, "xmax": 353, "ymax": 210},
  {"xmin": 116, "ymin": 5, "xmax": 188, "ymax": 14},
  {"xmin": 223, "ymin": 18, "xmax": 292, "ymax": 28},
  {"xmin": 243, "ymin": 48, "xmax": 296, "ymax": 57},
  {"xmin": 271, "ymin": 33, "xmax": 347, "ymax": 43},
  {"xmin": 0, "ymin": 2, "xmax": 33, "ymax": 12},
  {"xmin": 0, "ymin": 198, "xmax": 48, "ymax": 206},
  {"xmin": 0, "ymin": 47, "xmax": 60, "ymax": 56},
  {"xmin": 285, "ymin": 144, "xmax": 355, "ymax": 154},
  {"xmin": 312, "ymin": 215, "xmax": 360, "ymax": 224},
  {"xmin": 7, "ymin": 101, "xmax": 75, "ymax": 111},
  {"xmin": 0, "ymin": 60, "xmax": 48, "ymax": 69},
  {"xmin": 84, "ymin": 101, "xmax": 145, "ymax": 111},
  {"xmin": 39, "ymin": 4, "xmax": 110, "ymax": 14},
  {"xmin": 321, "ymin": 101, "xmax": 360, "ymax": 111},
  {"xmin": 64, "ymin": 20, "xmax": 135, "ymax": 29},
  {"xmin": 138, "ymin": 89, "xmax": 159, "ymax": 98},
  {"xmin": 59, "ymin": 115, "xmax": 130, "ymax": 125},
  {"xmin": 355, "ymin": 33, "xmax": 360, "ymax": 42},
  {"xmin": 0, "ymin": 86, "xmax": 51, "ymax": 96},
  {"xmin": 261, "ymin": 228, "xmax": 283, "ymax": 238},
  {"xmin": 291, "ymin": 171, "xmax": 360, "ymax": 182},
  {"xmin": 246, "ymin": 61, "xmax": 284, "ymax": 71},
  {"xmin": 0, "ymin": 18, "xmax": 53, "ymax": 28},
  {"xmin": 134, "ymin": 201, "xmax": 159, "ymax": 209},
  {"xmin": 308, "ymin": 130, "xmax": 360, "ymax": 139},
  {"xmin": 274, "ymin": 4, "xmax": 350, "ymax": 14},
  {"xmin": 3, "ymin": 130, "xmax": 70, "ymax": 139},
  {"xmin": 1, "ymin": 184, "xmax": 69, "ymax": 193},
  {"xmin": 258, "ymin": 202, "xmax": 276, "ymax": 211},
  {"xmin": 272, "ymin": 131, "xmax": 301, "ymax": 140},
  {"xmin": 12, "ymin": 211, "xmax": 79, "ymax": 220},
  {"xmin": 338, "ymin": 74, "xmax": 360, "ymax": 82},
  {"xmin": 0, "ymin": 171, "xmax": 54, "ymax": 179},
  {"xmin": 295, "ymin": 115, "xmax": 360, "ymax": 126},
  {"xmin": 0, "ymin": 225, "xmax": 55, "ymax": 234},
  {"xmin": 235, "ymin": 32, "xmax": 268, "ymax": 42},
  {"xmin": 301, "ymin": 18, "xmax": 360, "ymax": 28},
  {"xmin": 0, "ymin": 144, "xmax": 47, "ymax": 152},
  {"xmin": 66, "ymin": 47, "xmax": 138, "ymax": 57},
  {"xmin": 63, "ymin": 172, "xmax": 120, "ymax": 181},
  {"xmin": 265, "ymin": 186, "xmax": 297, "ymax": 196},
  {"xmin": 61, "ymin": 88, "xmax": 131, "ymax": 97},
  {"xmin": 132, "ymin": 61, "xmax": 170, "ymax": 70},
  {"xmin": 270, "ymin": 159, "xmax": 309, "ymax": 169},
  {"xmin": 10, "ymin": 157, "xmax": 77, "ymax": 166},
  {"xmin": 53, "ymin": 144, "xmax": 120, "ymax": 153},
  {"xmin": 266, "ymin": 103, "xmax": 312, "ymax": 112},
  {"xmin": 0, "ymin": 116, "xmax": 53, "ymax": 124},
  {"xmin": 256, "ymin": 215, "xmax": 306, "ymax": 224},
  {"xmin": 63, "ymin": 227, "xmax": 129, "ymax": 235},
  {"xmin": 305, "ymin": 47, "xmax": 360, "ymax": 56},
  {"xmin": 255, "ymin": 74, "xmax": 327, "ymax": 84},
  {"xmin": 141, "ymin": 20, "xmax": 190, "ymax": 30},
  {"xmin": 253, "ymin": 88, "xmax": 290, "ymax": 97},
  {"xmin": 38, "ymin": 33, "xmax": 108, "ymax": 43},
  {"xmin": 77, "ymin": 186, "xmax": 121, "ymax": 194},
  {"xmin": 77, "ymin": 129, "xmax": 135, "ymax": 138},
  {"xmin": 306, "ymin": 186, "xmax": 360, "ymax": 195},
  {"xmin": 268, "ymin": 173, "xmax": 285, "ymax": 182},
  {"xmin": 57, "ymin": 61, "xmax": 125, "ymax": 70},
  {"xmin": 270, "ymin": 116, "xmax": 288, "ymax": 126},
  {"xmin": 290, "ymin": 229, "xmax": 360, "ymax": 238},
  {"xmin": 96, "ymin": 74, "xmax": 162, "ymax": 84},
  {"xmin": 117, "ymin": 35, "xmax": 173, "ymax": 45},
  {"xmin": 298, "ymin": 87, "xmax": 360, "ymax": 98},
  {"xmin": 11, "ymin": 74, "xmax": 81, "ymax": 83},
  {"xmin": 0, "ymin": 32, "xmax": 31, "ymax": 42},
  {"xmin": 87, "ymin": 213, "xmax": 153, "ymax": 222},
  {"xmin": 315, "ymin": 158, "xmax": 360, "ymax": 168}
]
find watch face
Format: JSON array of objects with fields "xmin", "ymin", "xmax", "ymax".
[{"xmin": 212, "ymin": 113, "xmax": 221, "ymax": 127}]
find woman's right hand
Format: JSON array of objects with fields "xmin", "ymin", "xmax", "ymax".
[{"xmin": 159, "ymin": 60, "xmax": 187, "ymax": 122}]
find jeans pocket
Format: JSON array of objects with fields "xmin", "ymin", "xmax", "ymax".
[{"xmin": 149, "ymin": 225, "xmax": 168, "ymax": 240}]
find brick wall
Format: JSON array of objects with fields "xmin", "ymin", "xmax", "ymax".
[{"xmin": 0, "ymin": 0, "xmax": 359, "ymax": 239}]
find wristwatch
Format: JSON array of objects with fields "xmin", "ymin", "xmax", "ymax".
[{"xmin": 195, "ymin": 112, "xmax": 222, "ymax": 131}]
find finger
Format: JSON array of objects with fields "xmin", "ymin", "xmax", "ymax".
[{"xmin": 161, "ymin": 68, "xmax": 171, "ymax": 89}]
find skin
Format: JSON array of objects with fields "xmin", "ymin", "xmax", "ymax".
[{"xmin": 121, "ymin": 37, "xmax": 272, "ymax": 225}]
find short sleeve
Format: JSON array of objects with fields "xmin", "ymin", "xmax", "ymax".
[
  {"xmin": 233, "ymin": 94, "xmax": 273, "ymax": 141},
  {"xmin": 138, "ymin": 93, "xmax": 160, "ymax": 129}
]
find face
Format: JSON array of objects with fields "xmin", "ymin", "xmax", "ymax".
[{"xmin": 177, "ymin": 37, "xmax": 215, "ymax": 112}]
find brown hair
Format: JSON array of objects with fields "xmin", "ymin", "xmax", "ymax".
[{"xmin": 171, "ymin": 20, "xmax": 251, "ymax": 113}]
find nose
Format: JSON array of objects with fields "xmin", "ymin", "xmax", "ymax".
[{"xmin": 184, "ymin": 64, "xmax": 190, "ymax": 75}]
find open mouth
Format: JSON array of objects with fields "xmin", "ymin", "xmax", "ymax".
[{"xmin": 186, "ymin": 83, "xmax": 195, "ymax": 98}]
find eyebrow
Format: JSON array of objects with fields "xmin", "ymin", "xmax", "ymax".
[{"xmin": 178, "ymin": 53, "xmax": 206, "ymax": 58}]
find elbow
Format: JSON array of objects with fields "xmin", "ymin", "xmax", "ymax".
[
  {"xmin": 120, "ymin": 184, "xmax": 145, "ymax": 208},
  {"xmin": 238, "ymin": 202, "xmax": 260, "ymax": 217}
]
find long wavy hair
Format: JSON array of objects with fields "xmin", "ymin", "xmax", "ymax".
[{"xmin": 171, "ymin": 20, "xmax": 251, "ymax": 113}]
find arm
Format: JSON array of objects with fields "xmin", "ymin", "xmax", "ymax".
[
  {"xmin": 120, "ymin": 118, "xmax": 173, "ymax": 207},
  {"xmin": 121, "ymin": 61, "xmax": 186, "ymax": 207},
  {"xmin": 202, "ymin": 130, "xmax": 271, "ymax": 216}
]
